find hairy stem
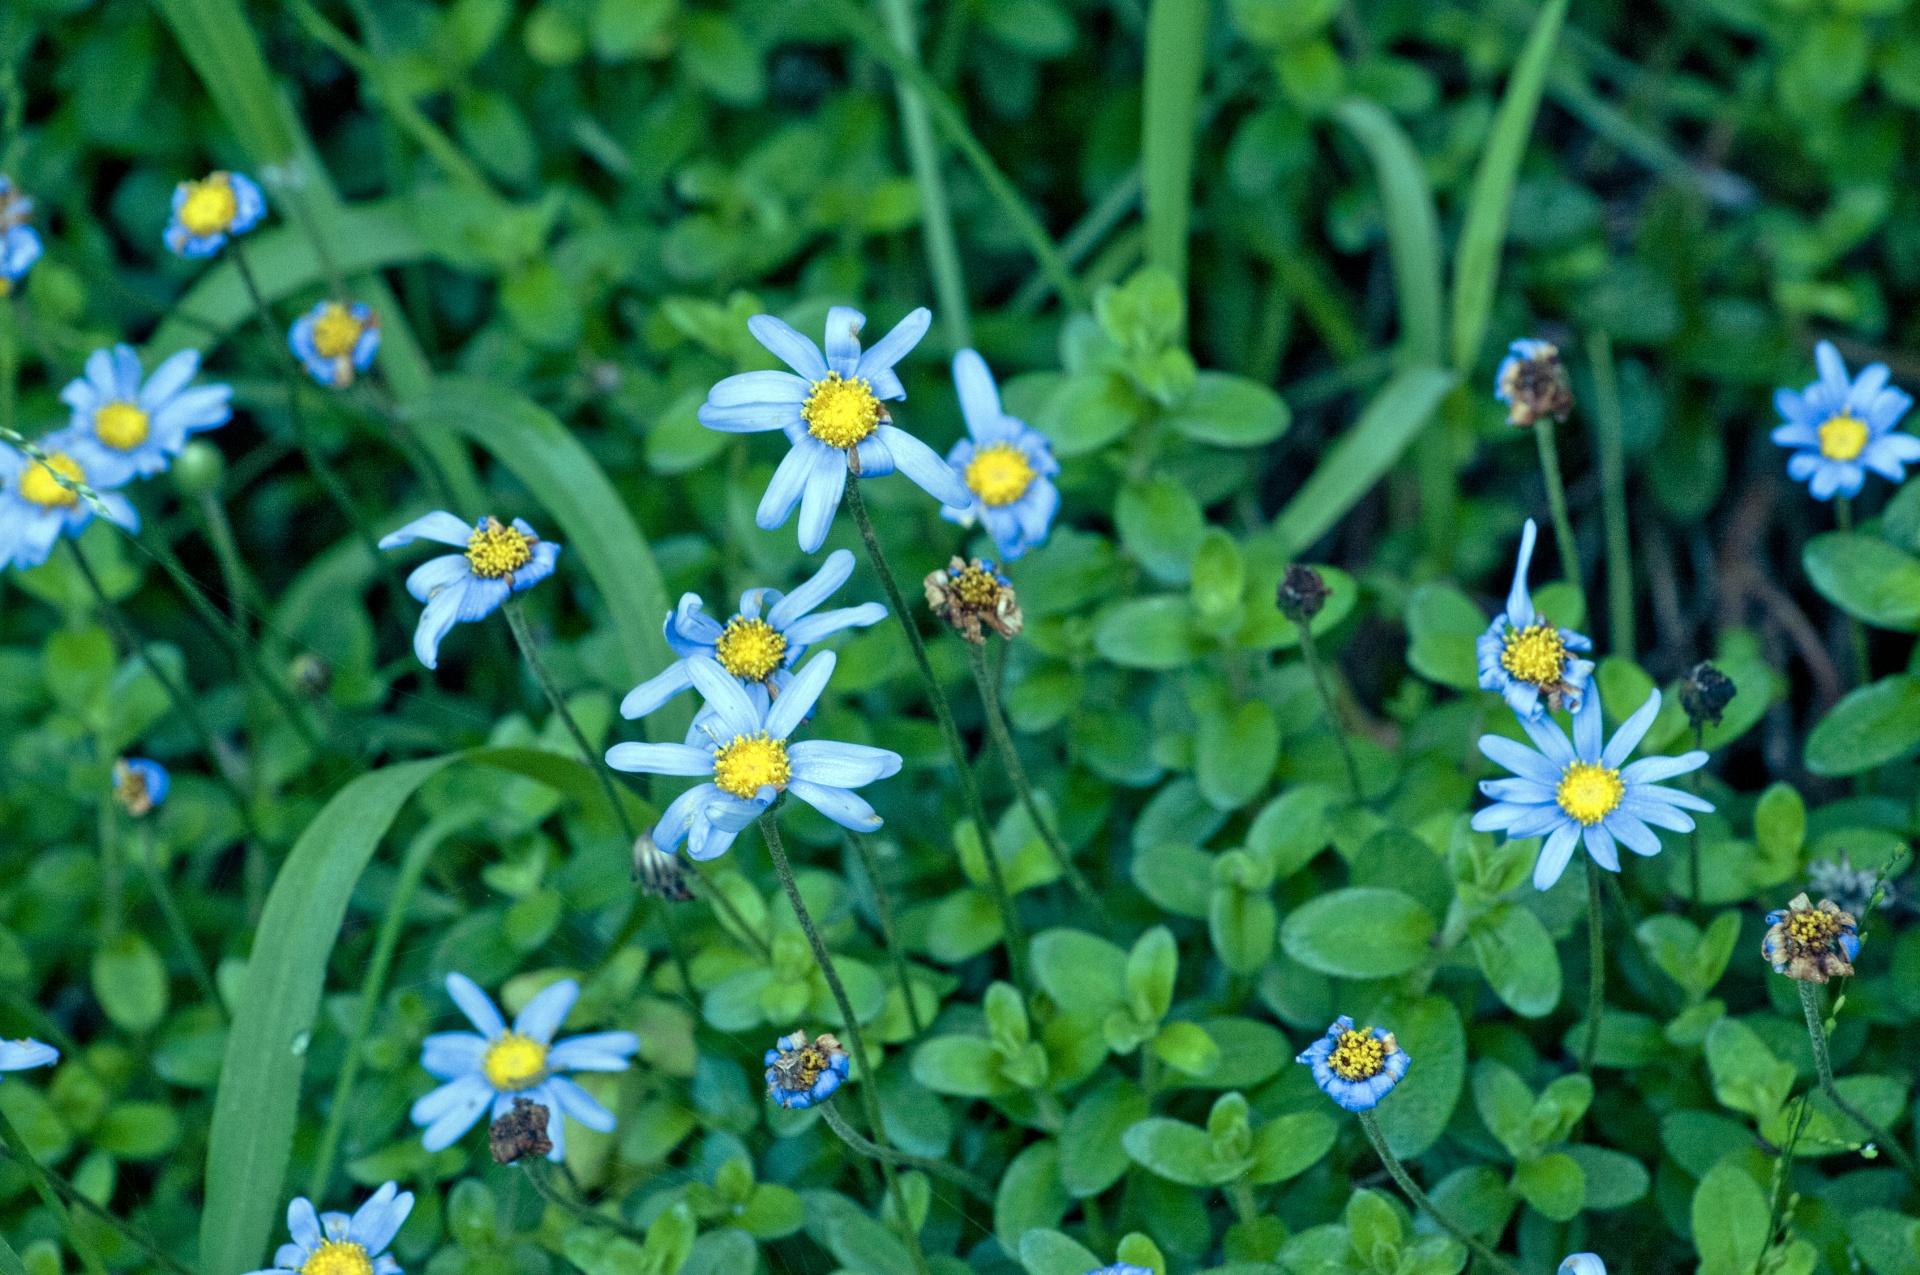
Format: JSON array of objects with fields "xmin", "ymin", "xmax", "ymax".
[
  {"xmin": 1797, "ymin": 980, "xmax": 1920, "ymax": 1186},
  {"xmin": 1298, "ymin": 623, "xmax": 1364, "ymax": 803},
  {"xmin": 1532, "ymin": 420, "xmax": 1582, "ymax": 599},
  {"xmin": 1358, "ymin": 1109, "xmax": 1519, "ymax": 1275},
  {"xmin": 521, "ymin": 1159, "xmax": 650, "ymax": 1242},
  {"xmin": 819, "ymin": 1098, "xmax": 994, "ymax": 1201},
  {"xmin": 0, "ymin": 1105, "xmax": 108, "ymax": 1275},
  {"xmin": 139, "ymin": 821, "xmax": 223, "ymax": 1020}
]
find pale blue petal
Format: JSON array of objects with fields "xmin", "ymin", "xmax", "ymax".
[
  {"xmin": 789, "ymin": 777, "xmax": 883, "ymax": 831},
  {"xmin": 756, "ymin": 441, "xmax": 816, "ymax": 532},
  {"xmin": 288, "ymin": 1199, "xmax": 322, "ymax": 1252},
  {"xmin": 1571, "ymin": 690, "xmax": 1604, "ymax": 762},
  {"xmin": 415, "ymin": 1075, "xmax": 493, "ymax": 1151},
  {"xmin": 1533, "ymin": 823, "xmax": 1582, "ymax": 890},
  {"xmin": 420, "ymin": 1032, "xmax": 488, "ymax": 1079},
  {"xmin": 1619, "ymin": 752, "xmax": 1706, "ymax": 785},
  {"xmin": 855, "ymin": 307, "xmax": 931, "ymax": 382},
  {"xmin": 782, "ymin": 603, "xmax": 887, "ymax": 648},
  {"xmin": 1506, "ymin": 519, "xmax": 1538, "ymax": 627},
  {"xmin": 698, "ymin": 401, "xmax": 802, "ymax": 432},
  {"xmin": 789, "ymin": 739, "xmax": 902, "ymax": 788},
  {"xmin": 796, "ymin": 445, "xmax": 848, "ymax": 553},
  {"xmin": 1478, "ymin": 735, "xmax": 1561, "ymax": 785},
  {"xmin": 952, "ymin": 349, "xmax": 1002, "ymax": 439},
  {"xmin": 513, "ymin": 979, "xmax": 579, "ymax": 1044},
  {"xmin": 405, "ymin": 554, "xmax": 471, "ymax": 604},
  {"xmin": 547, "ymin": 1075, "xmax": 618, "ymax": 1132},
  {"xmin": 766, "ymin": 548, "xmax": 856, "ymax": 630},
  {"xmin": 706, "ymin": 370, "xmax": 811, "ymax": 406},
  {"xmin": 1583, "ymin": 824, "xmax": 1620, "ymax": 873},
  {"xmin": 621, "ymin": 661, "xmax": 695, "ymax": 719},
  {"xmin": 765, "ymin": 650, "xmax": 835, "ymax": 740},
  {"xmin": 1600, "ymin": 689, "xmax": 1663, "ymax": 768},
  {"xmin": 876, "ymin": 424, "xmax": 971, "ymax": 508},
  {"xmin": 746, "ymin": 315, "xmax": 829, "ymax": 381},
  {"xmin": 380, "ymin": 512, "xmax": 473, "ymax": 550},
  {"xmin": 548, "ymin": 1032, "xmax": 639, "ymax": 1072},
  {"xmin": 603, "ymin": 742, "xmax": 716, "ymax": 776},
  {"xmin": 823, "ymin": 306, "xmax": 865, "ymax": 377},
  {"xmin": 446, "ymin": 973, "xmax": 506, "ymax": 1038}
]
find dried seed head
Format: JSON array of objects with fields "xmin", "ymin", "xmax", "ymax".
[
  {"xmin": 1277, "ymin": 564, "xmax": 1330, "ymax": 624},
  {"xmin": 1496, "ymin": 340, "xmax": 1575, "ymax": 428},
  {"xmin": 489, "ymin": 1097, "xmax": 552, "ymax": 1164},
  {"xmin": 1680, "ymin": 661, "xmax": 1736, "ymax": 729},
  {"xmin": 924, "ymin": 556, "xmax": 1023, "ymax": 644}
]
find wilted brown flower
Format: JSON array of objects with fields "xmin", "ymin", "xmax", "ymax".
[
  {"xmin": 924, "ymin": 557, "xmax": 1022, "ymax": 644},
  {"xmin": 1761, "ymin": 893, "xmax": 1860, "ymax": 984},
  {"xmin": 1680, "ymin": 661, "xmax": 1736, "ymax": 729},
  {"xmin": 633, "ymin": 829, "xmax": 693, "ymax": 902},
  {"xmin": 489, "ymin": 1097, "xmax": 553, "ymax": 1164},
  {"xmin": 1277, "ymin": 564, "xmax": 1330, "ymax": 624},
  {"xmin": 1496, "ymin": 339, "xmax": 1574, "ymax": 428}
]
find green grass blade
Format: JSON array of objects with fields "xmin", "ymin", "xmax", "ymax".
[
  {"xmin": 1330, "ymin": 97, "xmax": 1443, "ymax": 366},
  {"xmin": 146, "ymin": 0, "xmax": 297, "ymax": 164},
  {"xmin": 198, "ymin": 757, "xmax": 460, "ymax": 1275},
  {"xmin": 404, "ymin": 380, "xmax": 681, "ymax": 733},
  {"xmin": 1449, "ymin": 0, "xmax": 1569, "ymax": 373},
  {"xmin": 875, "ymin": 0, "xmax": 971, "ymax": 353},
  {"xmin": 1141, "ymin": 0, "xmax": 1207, "ymax": 286},
  {"xmin": 1272, "ymin": 366, "xmax": 1459, "ymax": 556}
]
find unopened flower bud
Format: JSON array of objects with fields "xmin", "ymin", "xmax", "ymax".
[
  {"xmin": 174, "ymin": 440, "xmax": 227, "ymax": 496},
  {"xmin": 1494, "ymin": 339, "xmax": 1574, "ymax": 428},
  {"xmin": 1680, "ymin": 660, "xmax": 1736, "ymax": 729},
  {"xmin": 1277, "ymin": 564, "xmax": 1329, "ymax": 625},
  {"xmin": 289, "ymin": 652, "xmax": 333, "ymax": 699},
  {"xmin": 633, "ymin": 830, "xmax": 692, "ymax": 902},
  {"xmin": 924, "ymin": 556, "xmax": 1022, "ymax": 644}
]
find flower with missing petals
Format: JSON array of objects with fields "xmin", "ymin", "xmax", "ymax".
[
  {"xmin": 938, "ymin": 349, "xmax": 1059, "ymax": 560},
  {"xmin": 1475, "ymin": 519, "xmax": 1595, "ymax": 720},
  {"xmin": 764, "ymin": 1031, "xmax": 850, "ymax": 1109},
  {"xmin": 1494, "ymin": 339, "xmax": 1574, "ymax": 427},
  {"xmin": 925, "ymin": 556, "xmax": 1022, "ymax": 644},
  {"xmin": 240, "ymin": 1183, "xmax": 414, "ymax": 1275},
  {"xmin": 1762, "ymin": 893, "xmax": 1860, "ymax": 984},
  {"xmin": 291, "ymin": 301, "xmax": 381, "ymax": 389},
  {"xmin": 164, "ymin": 171, "xmax": 266, "ymax": 258},
  {"xmin": 113, "ymin": 759, "xmax": 170, "ymax": 817},
  {"xmin": 378, "ymin": 512, "xmax": 561, "ymax": 669},
  {"xmin": 1772, "ymin": 340, "xmax": 1919, "ymax": 500},
  {"xmin": 1296, "ymin": 1015, "xmax": 1409, "ymax": 1111},
  {"xmin": 0, "ymin": 429, "xmax": 140, "ymax": 570}
]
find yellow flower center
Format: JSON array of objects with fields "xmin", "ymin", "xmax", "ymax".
[
  {"xmin": 1556, "ymin": 761, "xmax": 1624, "ymax": 826},
  {"xmin": 715, "ymin": 616, "xmax": 787, "ymax": 682},
  {"xmin": 312, "ymin": 304, "xmax": 367, "ymax": 360},
  {"xmin": 300, "ymin": 1242, "xmax": 373, "ymax": 1275},
  {"xmin": 1500, "ymin": 622, "xmax": 1567, "ymax": 686},
  {"xmin": 1818, "ymin": 414, "xmax": 1869, "ymax": 462},
  {"xmin": 482, "ymin": 1033, "xmax": 550, "ymax": 1090},
  {"xmin": 952, "ymin": 565, "xmax": 1003, "ymax": 608},
  {"xmin": 95, "ymin": 401, "xmax": 150, "ymax": 450},
  {"xmin": 465, "ymin": 518, "xmax": 534, "ymax": 579},
  {"xmin": 1327, "ymin": 1028, "xmax": 1390, "ymax": 1081},
  {"xmin": 178, "ymin": 176, "xmax": 238, "ymax": 237},
  {"xmin": 964, "ymin": 443, "xmax": 1036, "ymax": 507},
  {"xmin": 712, "ymin": 731, "xmax": 791, "ymax": 800},
  {"xmin": 802, "ymin": 373, "xmax": 881, "ymax": 449},
  {"xmin": 20, "ymin": 453, "xmax": 84, "ymax": 509},
  {"xmin": 1787, "ymin": 909, "xmax": 1843, "ymax": 948}
]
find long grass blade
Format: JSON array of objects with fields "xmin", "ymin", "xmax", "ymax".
[
  {"xmin": 1141, "ymin": 0, "xmax": 1207, "ymax": 286},
  {"xmin": 1330, "ymin": 97, "xmax": 1443, "ymax": 366}
]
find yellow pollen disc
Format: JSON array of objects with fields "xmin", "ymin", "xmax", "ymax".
[
  {"xmin": 466, "ymin": 519, "xmax": 534, "ymax": 579},
  {"xmin": 300, "ymin": 1242, "xmax": 373, "ymax": 1275},
  {"xmin": 312, "ymin": 305, "xmax": 366, "ymax": 360},
  {"xmin": 1787, "ymin": 910, "xmax": 1842, "ymax": 947},
  {"xmin": 712, "ymin": 731, "xmax": 791, "ymax": 800},
  {"xmin": 1818, "ymin": 414, "xmax": 1869, "ymax": 461},
  {"xmin": 95, "ymin": 400, "xmax": 151, "ymax": 450},
  {"xmin": 20, "ymin": 453, "xmax": 84, "ymax": 509},
  {"xmin": 802, "ymin": 373, "xmax": 881, "ymax": 449},
  {"xmin": 1556, "ymin": 761, "xmax": 1624, "ymax": 826},
  {"xmin": 964, "ymin": 443, "xmax": 1036, "ymax": 507},
  {"xmin": 482, "ymin": 1033, "xmax": 550, "ymax": 1090},
  {"xmin": 178, "ymin": 176, "xmax": 238, "ymax": 237},
  {"xmin": 1327, "ymin": 1029, "xmax": 1388, "ymax": 1081},
  {"xmin": 953, "ymin": 566, "xmax": 1002, "ymax": 608},
  {"xmin": 1500, "ymin": 622, "xmax": 1567, "ymax": 686},
  {"xmin": 715, "ymin": 616, "xmax": 787, "ymax": 682}
]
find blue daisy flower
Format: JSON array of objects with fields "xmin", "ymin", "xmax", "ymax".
[
  {"xmin": 1295, "ymin": 1015, "xmax": 1410, "ymax": 1112},
  {"xmin": 0, "ymin": 178, "xmax": 41, "ymax": 295},
  {"xmin": 113, "ymin": 758, "xmax": 170, "ymax": 817},
  {"xmin": 697, "ymin": 306, "xmax": 972, "ymax": 552},
  {"xmin": 938, "ymin": 349, "xmax": 1059, "ymax": 560},
  {"xmin": 378, "ymin": 512, "xmax": 561, "ymax": 669},
  {"xmin": 240, "ymin": 1182, "xmax": 414, "ymax": 1275},
  {"xmin": 1559, "ymin": 1256, "xmax": 1606, "ymax": 1275},
  {"xmin": 0, "ymin": 1039, "xmax": 57, "ymax": 1072},
  {"xmin": 60, "ymin": 344, "xmax": 232, "ymax": 485},
  {"xmin": 1475, "ymin": 518, "xmax": 1595, "ymax": 719},
  {"xmin": 0, "ymin": 429, "xmax": 139, "ymax": 570},
  {"xmin": 764, "ymin": 1030, "xmax": 850, "ymax": 1109},
  {"xmin": 620, "ymin": 548, "xmax": 886, "ymax": 722},
  {"xmin": 1472, "ymin": 688, "xmax": 1712, "ymax": 891},
  {"xmin": 1084, "ymin": 1267, "xmax": 1154, "ymax": 1275},
  {"xmin": 1772, "ymin": 340, "xmax": 1920, "ymax": 500},
  {"xmin": 291, "ymin": 301, "xmax": 381, "ymax": 389},
  {"xmin": 410, "ymin": 974, "xmax": 639, "ymax": 1161},
  {"xmin": 164, "ymin": 171, "xmax": 266, "ymax": 258},
  {"xmin": 605, "ymin": 651, "xmax": 902, "ymax": 861}
]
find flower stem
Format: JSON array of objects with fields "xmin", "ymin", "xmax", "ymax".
[
  {"xmin": 841, "ymin": 477, "xmax": 1028, "ymax": 987},
  {"xmin": 0, "ymin": 1136, "xmax": 192, "ymax": 1275},
  {"xmin": 194, "ymin": 489, "xmax": 257, "ymax": 631},
  {"xmin": 0, "ymin": 1104, "xmax": 109, "ymax": 1275},
  {"xmin": 1357, "ymin": 1109, "xmax": 1518, "ymax": 1275},
  {"xmin": 1297, "ymin": 623, "xmax": 1364, "ymax": 803},
  {"xmin": 0, "ymin": 296, "xmax": 15, "ymax": 439},
  {"xmin": 520, "ymin": 1159, "xmax": 651, "ymax": 1242},
  {"xmin": 819, "ymin": 1097, "xmax": 994, "ymax": 1201},
  {"xmin": 138, "ymin": 821, "xmax": 223, "ymax": 1020},
  {"xmin": 1583, "ymin": 855, "xmax": 1604, "ymax": 1076},
  {"xmin": 845, "ymin": 831, "xmax": 924, "ymax": 1036},
  {"xmin": 758, "ymin": 812, "xmax": 930, "ymax": 1274},
  {"xmin": 1797, "ymin": 980, "xmax": 1920, "ymax": 1187},
  {"xmin": 1532, "ymin": 420, "xmax": 1582, "ymax": 599},
  {"xmin": 1690, "ymin": 722, "xmax": 1704, "ymax": 912},
  {"xmin": 961, "ymin": 641, "xmax": 1111, "ymax": 928},
  {"xmin": 875, "ymin": 0, "xmax": 970, "ymax": 352},
  {"xmin": 1586, "ymin": 331, "xmax": 1633, "ymax": 660}
]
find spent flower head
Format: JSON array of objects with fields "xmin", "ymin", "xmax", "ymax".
[
  {"xmin": 925, "ymin": 556, "xmax": 1022, "ymax": 644},
  {"xmin": 1772, "ymin": 340, "xmax": 1919, "ymax": 500},
  {"xmin": 112, "ymin": 758, "xmax": 170, "ymax": 817},
  {"xmin": 1806, "ymin": 853, "xmax": 1895, "ymax": 919},
  {"xmin": 1679, "ymin": 660, "xmax": 1737, "ymax": 730},
  {"xmin": 1762, "ymin": 893, "xmax": 1860, "ymax": 984},
  {"xmin": 632, "ymin": 830, "xmax": 694, "ymax": 902},
  {"xmin": 1277, "ymin": 563, "xmax": 1330, "ymax": 624},
  {"xmin": 764, "ymin": 1030, "xmax": 850, "ymax": 1109},
  {"xmin": 1494, "ymin": 339, "xmax": 1573, "ymax": 428},
  {"xmin": 1296, "ymin": 1015, "xmax": 1408, "ymax": 1111},
  {"xmin": 488, "ymin": 1097, "xmax": 553, "ymax": 1164}
]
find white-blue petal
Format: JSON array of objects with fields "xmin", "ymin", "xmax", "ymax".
[
  {"xmin": 446, "ymin": 972, "xmax": 506, "ymax": 1038},
  {"xmin": 513, "ymin": 978, "xmax": 579, "ymax": 1044},
  {"xmin": 789, "ymin": 739, "xmax": 902, "ymax": 788},
  {"xmin": 379, "ymin": 511, "xmax": 474, "ymax": 550}
]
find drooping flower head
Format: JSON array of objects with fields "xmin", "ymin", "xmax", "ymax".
[
  {"xmin": 410, "ymin": 974, "xmax": 639, "ymax": 1161},
  {"xmin": 1772, "ymin": 340, "xmax": 1920, "ymax": 500},
  {"xmin": 1473, "ymin": 688, "xmax": 1713, "ymax": 891},
  {"xmin": 606, "ymin": 651, "xmax": 901, "ymax": 861},
  {"xmin": 0, "ymin": 177, "xmax": 40, "ymax": 295},
  {"xmin": 764, "ymin": 1031, "xmax": 850, "ymax": 1109},
  {"xmin": 697, "ymin": 306, "xmax": 971, "ymax": 552},
  {"xmin": 488, "ymin": 1096, "xmax": 553, "ymax": 1164},
  {"xmin": 1494, "ymin": 339, "xmax": 1573, "ymax": 428},
  {"xmin": 240, "ymin": 1182, "xmax": 413, "ymax": 1275},
  {"xmin": 0, "ymin": 429, "xmax": 139, "ymax": 570},
  {"xmin": 619, "ymin": 548, "xmax": 885, "ymax": 722},
  {"xmin": 1476, "ymin": 519, "xmax": 1595, "ymax": 719},
  {"xmin": 924, "ymin": 556, "xmax": 1022, "ymax": 644},
  {"xmin": 378, "ymin": 512, "xmax": 561, "ymax": 669},
  {"xmin": 1762, "ymin": 893, "xmax": 1861, "ymax": 984},
  {"xmin": 291, "ymin": 301, "xmax": 381, "ymax": 389},
  {"xmin": 113, "ymin": 758, "xmax": 170, "ymax": 817},
  {"xmin": 0, "ymin": 1039, "xmax": 57, "ymax": 1072},
  {"xmin": 1296, "ymin": 1015, "xmax": 1409, "ymax": 1111},
  {"xmin": 61, "ymin": 345, "xmax": 232, "ymax": 485},
  {"xmin": 164, "ymin": 171, "xmax": 266, "ymax": 258},
  {"xmin": 938, "ymin": 349, "xmax": 1059, "ymax": 560}
]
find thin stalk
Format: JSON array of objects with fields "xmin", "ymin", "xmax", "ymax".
[
  {"xmin": 819, "ymin": 1098, "xmax": 994, "ymax": 1201},
  {"xmin": 1358, "ymin": 1110, "xmax": 1519, "ymax": 1275},
  {"xmin": 1583, "ymin": 856, "xmax": 1604, "ymax": 1076},
  {"xmin": 842, "ymin": 477, "xmax": 1028, "ymax": 986},
  {"xmin": 0, "ymin": 1105, "xmax": 109, "ymax": 1275},
  {"xmin": 1532, "ymin": 421, "xmax": 1582, "ymax": 598},
  {"xmin": 0, "ymin": 297, "xmax": 15, "ymax": 438},
  {"xmin": 1797, "ymin": 981, "xmax": 1920, "ymax": 1187},
  {"xmin": 0, "ymin": 1141, "xmax": 192, "ymax": 1275},
  {"xmin": 501, "ymin": 596, "xmax": 638, "ymax": 844},
  {"xmin": 1689, "ymin": 722, "xmax": 1704, "ymax": 912},
  {"xmin": 138, "ymin": 822, "xmax": 222, "ymax": 1018},
  {"xmin": 96, "ymin": 794, "xmax": 121, "ymax": 944},
  {"xmin": 520, "ymin": 1160, "xmax": 650, "ymax": 1242},
  {"xmin": 1228, "ymin": 1179, "xmax": 1260, "ymax": 1227},
  {"xmin": 759, "ymin": 813, "xmax": 930, "ymax": 1275},
  {"xmin": 1587, "ymin": 331, "xmax": 1633, "ymax": 659},
  {"xmin": 195, "ymin": 489, "xmax": 255, "ymax": 630},
  {"xmin": 1836, "ymin": 497, "xmax": 1871, "ymax": 684},
  {"xmin": 1759, "ymin": 1094, "xmax": 1813, "ymax": 1268},
  {"xmin": 962, "ymin": 641, "xmax": 1110, "ymax": 927},
  {"xmin": 846, "ymin": 831, "xmax": 923, "ymax": 1036},
  {"xmin": 875, "ymin": 0, "xmax": 970, "ymax": 352},
  {"xmin": 682, "ymin": 856, "xmax": 772, "ymax": 960},
  {"xmin": 1298, "ymin": 623, "xmax": 1364, "ymax": 802}
]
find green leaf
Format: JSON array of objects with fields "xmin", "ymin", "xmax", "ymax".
[
  {"xmin": 1472, "ymin": 1059, "xmax": 1537, "ymax": 1159},
  {"xmin": 1129, "ymin": 842, "xmax": 1213, "ymax": 918},
  {"xmin": 1036, "ymin": 371, "xmax": 1144, "ymax": 457},
  {"xmin": 1122, "ymin": 1117, "xmax": 1249, "ymax": 1187},
  {"xmin": 996, "ymin": 1140, "xmax": 1070, "ymax": 1253},
  {"xmin": 1511, "ymin": 1152, "xmax": 1584, "ymax": 1222},
  {"xmin": 1117, "ymin": 478, "xmax": 1206, "ymax": 584},
  {"xmin": 1059, "ymin": 1080, "xmax": 1150, "ymax": 1198},
  {"xmin": 1018, "ymin": 1230, "xmax": 1105, "ymax": 1275},
  {"xmin": 1753, "ymin": 783, "xmax": 1806, "ymax": 870},
  {"xmin": 1806, "ymin": 674, "xmax": 1920, "ymax": 775},
  {"xmin": 1142, "ymin": 0, "xmax": 1207, "ymax": 281},
  {"xmin": 1195, "ymin": 700, "xmax": 1280, "ymax": 811},
  {"xmin": 1404, "ymin": 583, "xmax": 1487, "ymax": 691},
  {"xmin": 1094, "ymin": 596, "xmax": 1198, "ymax": 669},
  {"xmin": 826, "ymin": 1210, "xmax": 913, "ymax": 1275},
  {"xmin": 91, "ymin": 933, "xmax": 168, "ymax": 1034},
  {"xmin": 1210, "ymin": 866, "xmax": 1278, "ymax": 974},
  {"xmin": 1248, "ymin": 1111, "xmax": 1337, "ymax": 1184},
  {"xmin": 1848, "ymin": 1211, "xmax": 1920, "ymax": 1275},
  {"xmin": 1152, "ymin": 1021, "xmax": 1220, "ymax": 1077},
  {"xmin": 1127, "ymin": 927, "xmax": 1178, "ymax": 1023},
  {"xmin": 1468, "ymin": 903, "xmax": 1562, "ymax": 1019},
  {"xmin": 1331, "ymin": 98, "xmax": 1443, "ymax": 365},
  {"xmin": 591, "ymin": 0, "xmax": 675, "ymax": 59},
  {"xmin": 1280, "ymin": 887, "xmax": 1436, "ymax": 979},
  {"xmin": 1246, "ymin": 785, "xmax": 1337, "ymax": 879},
  {"xmin": 1273, "ymin": 367, "xmax": 1459, "ymax": 556},
  {"xmin": 1804, "ymin": 532, "xmax": 1920, "ymax": 631},
  {"xmin": 1563, "ymin": 1144, "xmax": 1650, "ymax": 1211},
  {"xmin": 1692, "ymin": 1161, "xmax": 1769, "ymax": 1275},
  {"xmin": 1031, "ymin": 929, "xmax": 1128, "ymax": 1017},
  {"xmin": 1371, "ymin": 995, "xmax": 1465, "ymax": 1159},
  {"xmin": 910, "ymin": 1037, "xmax": 1015, "ymax": 1098},
  {"xmin": 1191, "ymin": 530, "xmax": 1247, "ymax": 635},
  {"xmin": 1165, "ymin": 372, "xmax": 1291, "ymax": 448},
  {"xmin": 1704, "ymin": 1017, "xmax": 1794, "ymax": 1126}
]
